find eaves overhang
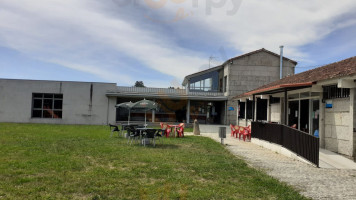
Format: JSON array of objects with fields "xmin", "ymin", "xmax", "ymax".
[{"xmin": 106, "ymin": 92, "xmax": 228, "ymax": 101}]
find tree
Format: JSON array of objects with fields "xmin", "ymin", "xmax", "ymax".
[{"xmin": 134, "ymin": 81, "xmax": 145, "ymax": 87}]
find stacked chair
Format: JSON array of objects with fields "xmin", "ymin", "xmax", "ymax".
[
  {"xmin": 176, "ymin": 123, "xmax": 185, "ymax": 137},
  {"xmin": 230, "ymin": 124, "xmax": 251, "ymax": 142}
]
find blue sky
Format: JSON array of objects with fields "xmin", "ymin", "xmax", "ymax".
[{"xmin": 0, "ymin": 0, "xmax": 355, "ymax": 87}]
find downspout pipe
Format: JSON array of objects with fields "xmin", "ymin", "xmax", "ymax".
[{"xmin": 280, "ymin": 45, "xmax": 284, "ymax": 79}]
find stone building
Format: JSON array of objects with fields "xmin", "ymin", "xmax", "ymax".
[
  {"xmin": 182, "ymin": 48, "xmax": 297, "ymax": 125},
  {"xmin": 235, "ymin": 56, "xmax": 356, "ymax": 159}
]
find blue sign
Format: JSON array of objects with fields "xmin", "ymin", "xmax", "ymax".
[
  {"xmin": 228, "ymin": 107, "xmax": 235, "ymax": 111},
  {"xmin": 325, "ymin": 100, "xmax": 333, "ymax": 108}
]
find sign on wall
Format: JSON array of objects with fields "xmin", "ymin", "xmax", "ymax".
[
  {"xmin": 228, "ymin": 107, "xmax": 235, "ymax": 111},
  {"xmin": 325, "ymin": 100, "xmax": 333, "ymax": 108}
]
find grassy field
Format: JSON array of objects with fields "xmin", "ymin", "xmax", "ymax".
[{"xmin": 0, "ymin": 123, "xmax": 307, "ymax": 200}]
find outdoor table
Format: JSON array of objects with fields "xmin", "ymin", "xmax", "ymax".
[
  {"xmin": 135, "ymin": 128, "xmax": 164, "ymax": 145},
  {"xmin": 120, "ymin": 123, "xmax": 142, "ymax": 137}
]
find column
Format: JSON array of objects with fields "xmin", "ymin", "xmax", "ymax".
[
  {"xmin": 225, "ymin": 100, "xmax": 227, "ymax": 125},
  {"xmin": 152, "ymin": 99, "xmax": 155, "ymax": 123},
  {"xmin": 186, "ymin": 100, "xmax": 190, "ymax": 123}
]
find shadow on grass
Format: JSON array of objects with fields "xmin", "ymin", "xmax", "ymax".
[{"xmin": 126, "ymin": 143, "xmax": 180, "ymax": 149}]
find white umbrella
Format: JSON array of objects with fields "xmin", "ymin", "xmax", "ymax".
[
  {"xmin": 131, "ymin": 99, "xmax": 158, "ymax": 126},
  {"xmin": 115, "ymin": 101, "xmax": 134, "ymax": 125}
]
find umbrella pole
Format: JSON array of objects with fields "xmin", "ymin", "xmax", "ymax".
[
  {"xmin": 145, "ymin": 111, "xmax": 147, "ymax": 127},
  {"xmin": 128, "ymin": 110, "xmax": 131, "ymax": 125}
]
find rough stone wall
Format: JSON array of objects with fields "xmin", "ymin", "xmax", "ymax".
[
  {"xmin": 228, "ymin": 51, "xmax": 295, "ymax": 98},
  {"xmin": 227, "ymin": 100, "xmax": 238, "ymax": 125},
  {"xmin": 228, "ymin": 51, "xmax": 295, "ymax": 125},
  {"xmin": 324, "ymin": 98, "xmax": 353, "ymax": 156}
]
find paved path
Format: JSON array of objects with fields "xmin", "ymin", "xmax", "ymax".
[{"xmin": 197, "ymin": 133, "xmax": 356, "ymax": 200}]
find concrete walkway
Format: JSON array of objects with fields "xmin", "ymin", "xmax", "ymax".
[
  {"xmin": 195, "ymin": 133, "xmax": 356, "ymax": 200},
  {"xmin": 319, "ymin": 149, "xmax": 356, "ymax": 169}
]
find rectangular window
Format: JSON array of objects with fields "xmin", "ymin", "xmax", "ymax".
[
  {"xmin": 270, "ymin": 97, "xmax": 280, "ymax": 104},
  {"xmin": 224, "ymin": 76, "xmax": 227, "ymax": 93},
  {"xmin": 32, "ymin": 93, "xmax": 63, "ymax": 119},
  {"xmin": 246, "ymin": 100, "xmax": 253, "ymax": 119},
  {"xmin": 219, "ymin": 78, "xmax": 223, "ymax": 92},
  {"xmin": 323, "ymin": 85, "xmax": 350, "ymax": 99},
  {"xmin": 238, "ymin": 101, "xmax": 245, "ymax": 119},
  {"xmin": 190, "ymin": 78, "xmax": 213, "ymax": 91}
]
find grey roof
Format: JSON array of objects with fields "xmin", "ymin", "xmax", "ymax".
[{"xmin": 182, "ymin": 65, "xmax": 223, "ymax": 86}]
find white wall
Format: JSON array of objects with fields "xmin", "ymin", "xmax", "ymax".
[
  {"xmin": 0, "ymin": 79, "xmax": 117, "ymax": 125},
  {"xmin": 353, "ymin": 89, "xmax": 356, "ymax": 159},
  {"xmin": 270, "ymin": 103, "xmax": 282, "ymax": 123}
]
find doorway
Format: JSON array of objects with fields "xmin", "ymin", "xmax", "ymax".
[
  {"xmin": 312, "ymin": 100, "xmax": 320, "ymax": 136},
  {"xmin": 257, "ymin": 98, "xmax": 268, "ymax": 121},
  {"xmin": 288, "ymin": 101, "xmax": 299, "ymax": 129},
  {"xmin": 300, "ymin": 100, "xmax": 309, "ymax": 133}
]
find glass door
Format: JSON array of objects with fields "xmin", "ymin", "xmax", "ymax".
[
  {"xmin": 311, "ymin": 100, "xmax": 320, "ymax": 136},
  {"xmin": 300, "ymin": 99, "xmax": 310, "ymax": 133},
  {"xmin": 288, "ymin": 100, "xmax": 299, "ymax": 129}
]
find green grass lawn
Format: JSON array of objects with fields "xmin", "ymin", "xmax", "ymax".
[{"xmin": 0, "ymin": 123, "xmax": 307, "ymax": 200}]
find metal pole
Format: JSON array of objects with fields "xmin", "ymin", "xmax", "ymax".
[
  {"xmin": 225, "ymin": 101, "xmax": 227, "ymax": 125},
  {"xmin": 252, "ymin": 94, "xmax": 256, "ymax": 121},
  {"xmin": 284, "ymin": 89, "xmax": 288, "ymax": 125},
  {"xmin": 128, "ymin": 110, "xmax": 131, "ymax": 125},
  {"xmin": 186, "ymin": 100, "xmax": 190, "ymax": 123},
  {"xmin": 280, "ymin": 45, "xmax": 284, "ymax": 79}
]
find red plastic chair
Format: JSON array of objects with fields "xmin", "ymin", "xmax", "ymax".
[
  {"xmin": 161, "ymin": 123, "xmax": 171, "ymax": 138},
  {"xmin": 177, "ymin": 123, "xmax": 185, "ymax": 137},
  {"xmin": 235, "ymin": 125, "xmax": 240, "ymax": 138},
  {"xmin": 244, "ymin": 125, "xmax": 251, "ymax": 141},
  {"xmin": 230, "ymin": 124, "xmax": 237, "ymax": 137},
  {"xmin": 238, "ymin": 126, "xmax": 249, "ymax": 141}
]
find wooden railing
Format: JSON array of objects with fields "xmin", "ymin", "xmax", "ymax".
[{"xmin": 252, "ymin": 122, "xmax": 319, "ymax": 167}]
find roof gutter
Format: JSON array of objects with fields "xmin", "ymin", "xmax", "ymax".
[{"xmin": 236, "ymin": 82, "xmax": 314, "ymax": 99}]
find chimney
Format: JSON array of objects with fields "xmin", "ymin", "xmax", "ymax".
[{"xmin": 280, "ymin": 45, "xmax": 284, "ymax": 79}]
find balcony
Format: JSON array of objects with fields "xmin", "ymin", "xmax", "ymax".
[{"xmin": 106, "ymin": 86, "xmax": 226, "ymax": 100}]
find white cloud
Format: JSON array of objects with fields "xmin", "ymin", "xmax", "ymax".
[{"xmin": 0, "ymin": 0, "xmax": 355, "ymax": 86}]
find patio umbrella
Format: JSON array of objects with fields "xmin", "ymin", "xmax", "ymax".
[
  {"xmin": 131, "ymin": 99, "xmax": 158, "ymax": 126},
  {"xmin": 115, "ymin": 101, "xmax": 134, "ymax": 125}
]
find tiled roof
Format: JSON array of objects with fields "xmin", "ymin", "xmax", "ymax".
[{"xmin": 234, "ymin": 56, "xmax": 356, "ymax": 99}]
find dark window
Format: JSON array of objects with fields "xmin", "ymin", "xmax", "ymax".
[
  {"xmin": 189, "ymin": 78, "xmax": 213, "ymax": 91},
  {"xmin": 256, "ymin": 98, "xmax": 268, "ymax": 121},
  {"xmin": 219, "ymin": 78, "xmax": 223, "ymax": 92},
  {"xmin": 246, "ymin": 100, "xmax": 253, "ymax": 119},
  {"xmin": 323, "ymin": 85, "xmax": 350, "ymax": 99},
  {"xmin": 224, "ymin": 76, "xmax": 227, "ymax": 92},
  {"xmin": 270, "ymin": 97, "xmax": 280, "ymax": 104},
  {"xmin": 32, "ymin": 93, "xmax": 63, "ymax": 119},
  {"xmin": 238, "ymin": 101, "xmax": 245, "ymax": 119}
]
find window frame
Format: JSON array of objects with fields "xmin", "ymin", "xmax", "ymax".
[
  {"xmin": 246, "ymin": 100, "xmax": 253, "ymax": 120},
  {"xmin": 32, "ymin": 93, "xmax": 63, "ymax": 119},
  {"xmin": 323, "ymin": 85, "xmax": 350, "ymax": 100}
]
